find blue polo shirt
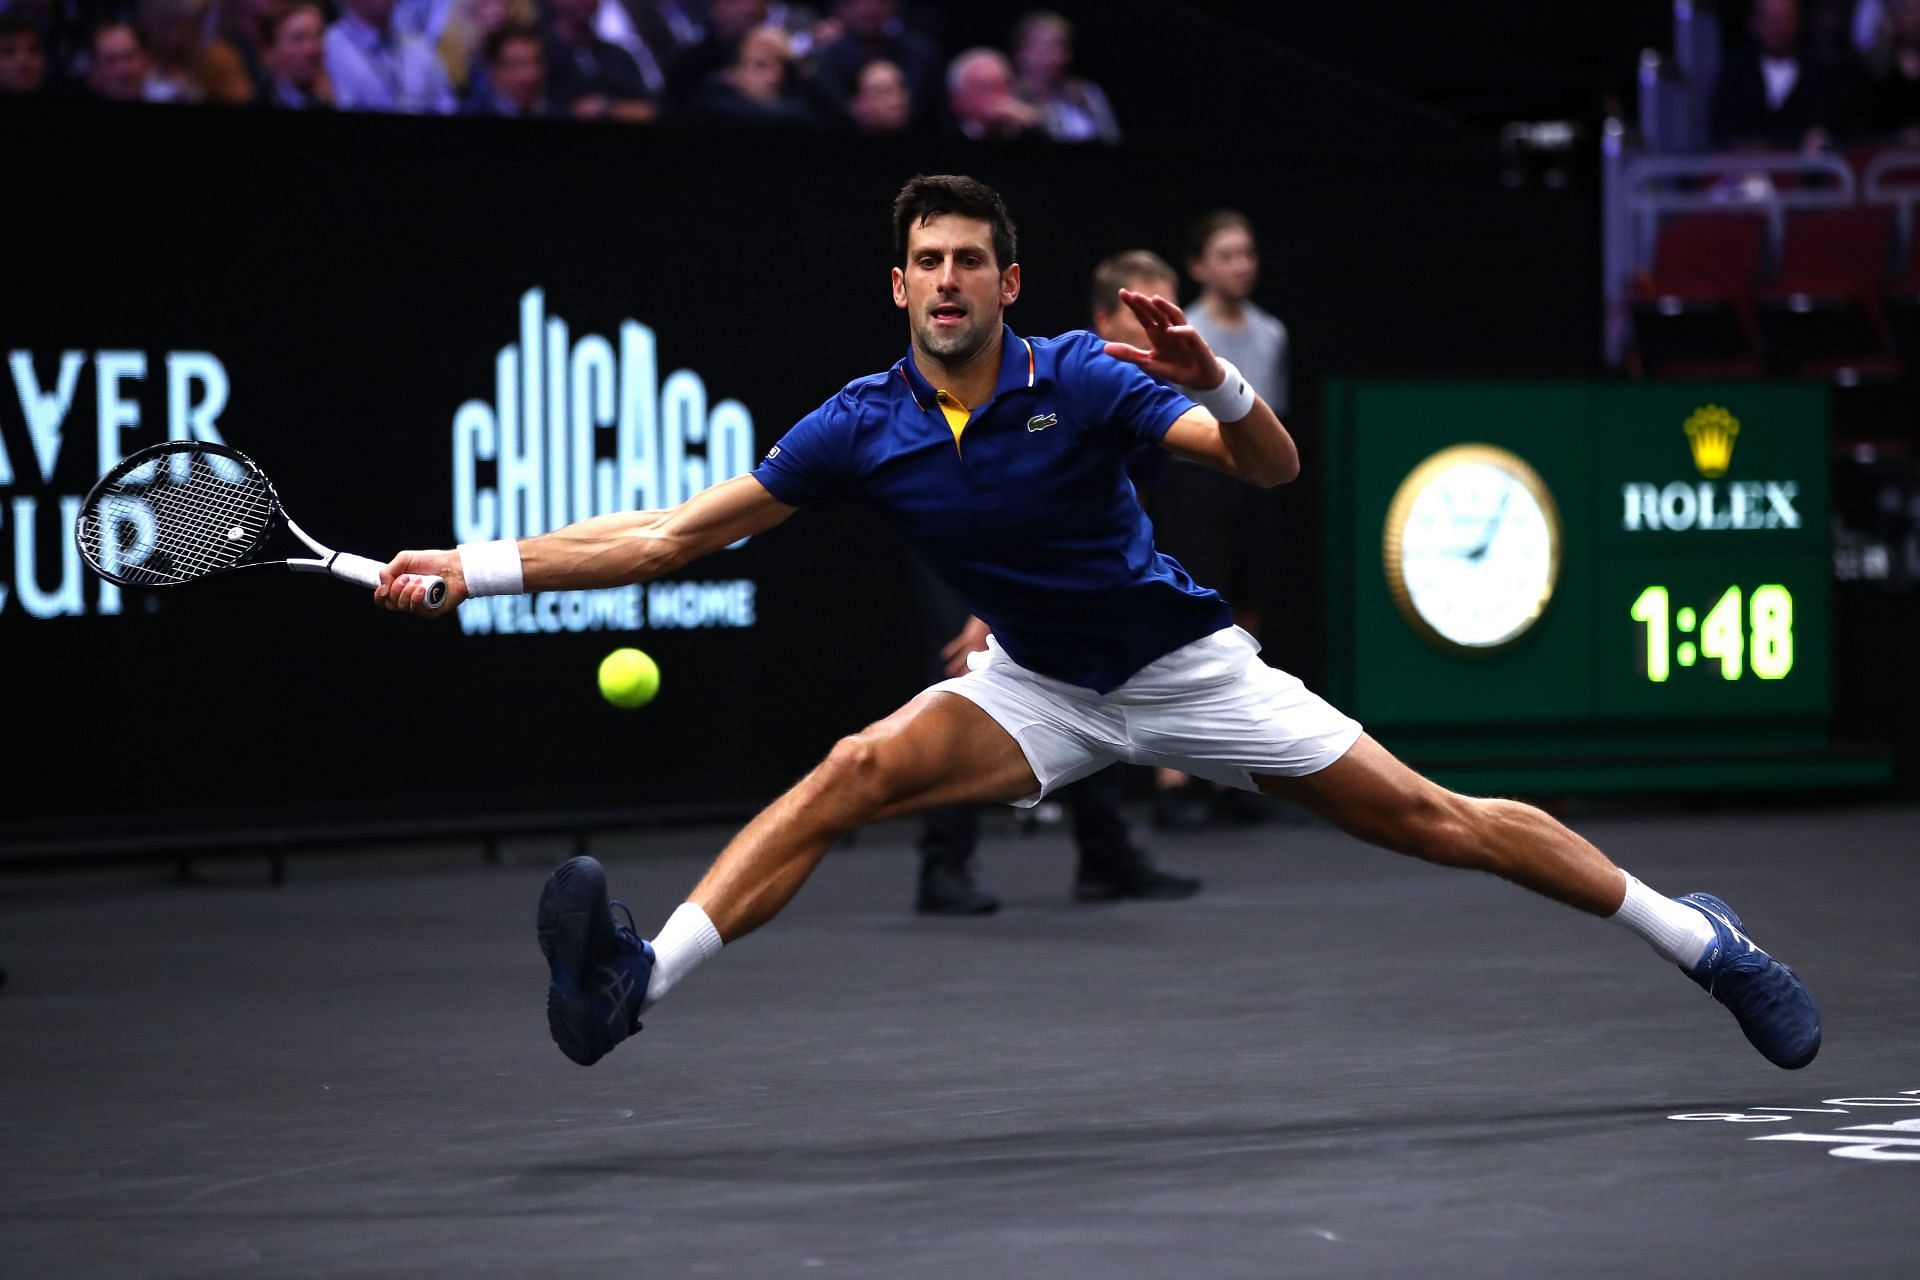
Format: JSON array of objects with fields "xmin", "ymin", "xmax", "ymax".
[{"xmin": 753, "ymin": 325, "xmax": 1233, "ymax": 693}]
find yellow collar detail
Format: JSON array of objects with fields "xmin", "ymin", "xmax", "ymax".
[{"xmin": 935, "ymin": 389, "xmax": 970, "ymax": 445}]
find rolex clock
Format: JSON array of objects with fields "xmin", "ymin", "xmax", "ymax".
[
  {"xmin": 1325, "ymin": 381, "xmax": 1854, "ymax": 793},
  {"xmin": 1381, "ymin": 443, "xmax": 1562, "ymax": 651}
]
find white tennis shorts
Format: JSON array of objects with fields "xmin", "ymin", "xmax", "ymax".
[{"xmin": 927, "ymin": 625, "xmax": 1363, "ymax": 808}]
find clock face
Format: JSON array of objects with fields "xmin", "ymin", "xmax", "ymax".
[{"xmin": 1383, "ymin": 444, "xmax": 1562, "ymax": 650}]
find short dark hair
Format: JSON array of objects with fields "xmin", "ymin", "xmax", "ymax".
[
  {"xmin": 1186, "ymin": 209, "xmax": 1253, "ymax": 262},
  {"xmin": 892, "ymin": 174, "xmax": 1018, "ymax": 270},
  {"xmin": 483, "ymin": 19, "xmax": 542, "ymax": 65},
  {"xmin": 1089, "ymin": 248, "xmax": 1177, "ymax": 315}
]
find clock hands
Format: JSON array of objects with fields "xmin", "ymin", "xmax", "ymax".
[{"xmin": 1460, "ymin": 488, "xmax": 1513, "ymax": 563}]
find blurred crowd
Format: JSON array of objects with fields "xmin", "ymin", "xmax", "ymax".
[
  {"xmin": 1715, "ymin": 0, "xmax": 1920, "ymax": 148},
  {"xmin": 0, "ymin": 0, "xmax": 1122, "ymax": 137}
]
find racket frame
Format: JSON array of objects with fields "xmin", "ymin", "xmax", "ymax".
[{"xmin": 75, "ymin": 440, "xmax": 446, "ymax": 609}]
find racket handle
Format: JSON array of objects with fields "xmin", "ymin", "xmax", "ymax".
[{"xmin": 331, "ymin": 553, "xmax": 449, "ymax": 611}]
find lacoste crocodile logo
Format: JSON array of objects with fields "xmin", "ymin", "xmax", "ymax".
[{"xmin": 1026, "ymin": 413, "xmax": 1057, "ymax": 433}]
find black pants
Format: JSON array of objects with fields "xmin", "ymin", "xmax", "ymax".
[{"xmin": 917, "ymin": 767, "xmax": 1134, "ymax": 866}]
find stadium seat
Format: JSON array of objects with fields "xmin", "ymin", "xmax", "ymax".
[
  {"xmin": 1758, "ymin": 209, "xmax": 1901, "ymax": 380},
  {"xmin": 1630, "ymin": 213, "xmax": 1767, "ymax": 379}
]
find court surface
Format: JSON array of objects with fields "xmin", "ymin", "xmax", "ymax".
[{"xmin": 2, "ymin": 802, "xmax": 1916, "ymax": 1278}]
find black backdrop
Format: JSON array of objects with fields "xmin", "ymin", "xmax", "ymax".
[{"xmin": 1, "ymin": 103, "xmax": 1597, "ymax": 845}]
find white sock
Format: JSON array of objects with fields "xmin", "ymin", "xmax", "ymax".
[
  {"xmin": 1610, "ymin": 872, "xmax": 1716, "ymax": 969},
  {"xmin": 643, "ymin": 902, "xmax": 723, "ymax": 1009}
]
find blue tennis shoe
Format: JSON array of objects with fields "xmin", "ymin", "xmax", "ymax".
[
  {"xmin": 1678, "ymin": 892, "xmax": 1820, "ymax": 1070},
  {"xmin": 536, "ymin": 856, "xmax": 654, "ymax": 1066}
]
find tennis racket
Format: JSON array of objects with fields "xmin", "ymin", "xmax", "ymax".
[{"xmin": 74, "ymin": 440, "xmax": 447, "ymax": 610}]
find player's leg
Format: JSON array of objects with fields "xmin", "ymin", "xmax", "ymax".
[
  {"xmin": 1253, "ymin": 734, "xmax": 1623, "ymax": 913},
  {"xmin": 537, "ymin": 690, "xmax": 1042, "ymax": 1066},
  {"xmin": 1119, "ymin": 629, "xmax": 1817, "ymax": 1070},
  {"xmin": 1252, "ymin": 735, "xmax": 1820, "ymax": 1069},
  {"xmin": 688, "ymin": 690, "xmax": 1037, "ymax": 940}
]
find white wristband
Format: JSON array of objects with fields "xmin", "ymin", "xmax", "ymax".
[
  {"xmin": 457, "ymin": 539, "xmax": 524, "ymax": 597},
  {"xmin": 1180, "ymin": 357, "xmax": 1257, "ymax": 423}
]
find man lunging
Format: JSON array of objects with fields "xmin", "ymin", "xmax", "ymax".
[{"xmin": 377, "ymin": 176, "xmax": 1819, "ymax": 1073}]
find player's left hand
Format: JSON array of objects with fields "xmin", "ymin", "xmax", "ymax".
[{"xmin": 1102, "ymin": 289, "xmax": 1224, "ymax": 389}]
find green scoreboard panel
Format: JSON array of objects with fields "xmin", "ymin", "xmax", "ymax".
[{"xmin": 1324, "ymin": 382, "xmax": 1858, "ymax": 791}]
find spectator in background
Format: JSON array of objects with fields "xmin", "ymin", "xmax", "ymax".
[
  {"xmin": 1855, "ymin": 0, "xmax": 1898, "ymax": 51},
  {"xmin": 663, "ymin": 0, "xmax": 764, "ymax": 112},
  {"xmin": 946, "ymin": 47, "xmax": 1035, "ymax": 139},
  {"xmin": 847, "ymin": 54, "xmax": 909, "ymax": 132},
  {"xmin": 1010, "ymin": 10, "xmax": 1117, "ymax": 143},
  {"xmin": 812, "ymin": 0, "xmax": 941, "ymax": 131},
  {"xmin": 138, "ymin": 0, "xmax": 248, "ymax": 101},
  {"xmin": 0, "ymin": 12, "xmax": 47, "ymax": 94},
  {"xmin": 257, "ymin": 1, "xmax": 332, "ymax": 107},
  {"xmin": 544, "ymin": 0, "xmax": 656, "ymax": 121},
  {"xmin": 438, "ymin": 0, "xmax": 530, "ymax": 101},
  {"xmin": 598, "ymin": 0, "xmax": 698, "ymax": 93},
  {"xmin": 684, "ymin": 23, "xmax": 814, "ymax": 127},
  {"xmin": 766, "ymin": 1, "xmax": 840, "ymax": 59},
  {"xmin": 1087, "ymin": 248, "xmax": 1212, "ymax": 831},
  {"xmin": 392, "ymin": 0, "xmax": 455, "ymax": 48},
  {"xmin": 209, "ymin": 0, "xmax": 269, "ymax": 98},
  {"xmin": 1713, "ymin": 0, "xmax": 1837, "ymax": 149},
  {"xmin": 4, "ymin": 0, "xmax": 81, "ymax": 85},
  {"xmin": 1864, "ymin": 0, "xmax": 1920, "ymax": 136},
  {"xmin": 1185, "ymin": 212, "xmax": 1289, "ymax": 417},
  {"xmin": 1137, "ymin": 211, "xmax": 1289, "ymax": 830},
  {"xmin": 84, "ymin": 20, "xmax": 151, "ymax": 100},
  {"xmin": 466, "ymin": 19, "xmax": 542, "ymax": 114},
  {"xmin": 325, "ymin": 0, "xmax": 455, "ymax": 112}
]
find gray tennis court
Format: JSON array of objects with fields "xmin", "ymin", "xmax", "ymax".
[{"xmin": 2, "ymin": 802, "xmax": 1914, "ymax": 1278}]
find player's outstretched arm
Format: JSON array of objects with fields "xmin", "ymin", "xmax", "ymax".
[
  {"xmin": 376, "ymin": 475, "xmax": 796, "ymax": 616},
  {"xmin": 1102, "ymin": 288, "xmax": 1300, "ymax": 488}
]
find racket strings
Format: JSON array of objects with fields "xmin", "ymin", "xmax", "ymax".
[{"xmin": 79, "ymin": 454, "xmax": 275, "ymax": 586}]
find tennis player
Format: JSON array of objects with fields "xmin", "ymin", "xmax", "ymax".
[{"xmin": 377, "ymin": 175, "xmax": 1820, "ymax": 1073}]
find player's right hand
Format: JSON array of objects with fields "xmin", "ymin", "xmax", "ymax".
[
  {"xmin": 376, "ymin": 549, "xmax": 467, "ymax": 618},
  {"xmin": 940, "ymin": 616, "xmax": 992, "ymax": 678}
]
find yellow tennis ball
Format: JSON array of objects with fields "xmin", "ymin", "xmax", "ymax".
[{"xmin": 598, "ymin": 648, "xmax": 659, "ymax": 709}]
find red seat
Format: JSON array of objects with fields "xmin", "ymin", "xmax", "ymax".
[
  {"xmin": 1758, "ymin": 211, "xmax": 1899, "ymax": 378},
  {"xmin": 1768, "ymin": 209, "xmax": 1892, "ymax": 299},
  {"xmin": 1629, "ymin": 214, "xmax": 1768, "ymax": 379},
  {"xmin": 1637, "ymin": 213, "xmax": 1767, "ymax": 301}
]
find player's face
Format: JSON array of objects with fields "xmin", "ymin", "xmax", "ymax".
[{"xmin": 892, "ymin": 214, "xmax": 1020, "ymax": 365}]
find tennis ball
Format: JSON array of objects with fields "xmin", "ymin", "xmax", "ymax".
[{"xmin": 597, "ymin": 648, "xmax": 659, "ymax": 709}]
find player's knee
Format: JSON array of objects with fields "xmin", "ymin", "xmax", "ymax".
[{"xmin": 818, "ymin": 733, "xmax": 894, "ymax": 817}]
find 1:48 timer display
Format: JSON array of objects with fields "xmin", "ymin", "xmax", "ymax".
[{"xmin": 1629, "ymin": 583, "xmax": 1794, "ymax": 683}]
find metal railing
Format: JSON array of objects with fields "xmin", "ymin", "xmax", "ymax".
[
  {"xmin": 1864, "ymin": 150, "xmax": 1920, "ymax": 265},
  {"xmin": 1602, "ymin": 141, "xmax": 1867, "ymax": 365}
]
